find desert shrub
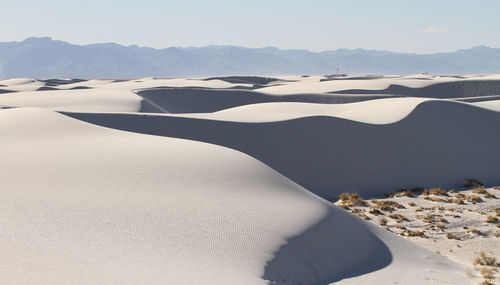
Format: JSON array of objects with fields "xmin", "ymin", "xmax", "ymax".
[
  {"xmin": 423, "ymin": 214, "xmax": 437, "ymax": 223},
  {"xmin": 473, "ymin": 187, "xmax": 487, "ymax": 194},
  {"xmin": 338, "ymin": 204, "xmax": 350, "ymax": 210},
  {"xmin": 467, "ymin": 229, "xmax": 483, "ymax": 236},
  {"xmin": 351, "ymin": 208, "xmax": 364, "ymax": 213},
  {"xmin": 464, "ymin": 178, "xmax": 484, "ymax": 188},
  {"xmin": 372, "ymin": 200, "xmax": 404, "ymax": 211},
  {"xmin": 455, "ymin": 193, "xmax": 466, "ymax": 198},
  {"xmin": 454, "ymin": 198, "xmax": 465, "ymax": 205},
  {"xmin": 473, "ymin": 251, "xmax": 498, "ymax": 266},
  {"xmin": 368, "ymin": 208, "xmax": 383, "ymax": 216},
  {"xmin": 388, "ymin": 213, "xmax": 409, "ymax": 222},
  {"xmin": 480, "ymin": 268, "xmax": 495, "ymax": 280},
  {"xmin": 395, "ymin": 189, "xmax": 414, "ymax": 198},
  {"xmin": 486, "ymin": 216, "xmax": 499, "ymax": 224},
  {"xmin": 406, "ymin": 230, "xmax": 426, "ymax": 238},
  {"xmin": 356, "ymin": 213, "xmax": 371, "ymax": 220},
  {"xmin": 428, "ymin": 197, "xmax": 446, "ymax": 203},
  {"xmin": 383, "ymin": 192, "xmax": 394, "ymax": 198},
  {"xmin": 466, "ymin": 195, "xmax": 483, "ymax": 204},
  {"xmin": 379, "ymin": 217, "xmax": 388, "ymax": 226},
  {"xmin": 408, "ymin": 202, "xmax": 416, "ymax": 206},
  {"xmin": 430, "ymin": 188, "xmax": 448, "ymax": 196},
  {"xmin": 338, "ymin": 192, "xmax": 368, "ymax": 207},
  {"xmin": 484, "ymin": 192, "xmax": 497, "ymax": 199},
  {"xmin": 448, "ymin": 189, "xmax": 457, "ymax": 194},
  {"xmin": 436, "ymin": 224, "xmax": 446, "ymax": 230},
  {"xmin": 438, "ymin": 217, "xmax": 448, "ymax": 223},
  {"xmin": 410, "ymin": 187, "xmax": 424, "ymax": 193},
  {"xmin": 446, "ymin": 233, "xmax": 461, "ymax": 240}
]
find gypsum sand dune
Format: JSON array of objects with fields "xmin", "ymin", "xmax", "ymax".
[
  {"xmin": 329, "ymin": 80, "xmax": 500, "ymax": 99},
  {"xmin": 0, "ymin": 107, "xmax": 470, "ymax": 284},
  {"xmin": 65, "ymin": 100, "xmax": 500, "ymax": 202},
  {"xmin": 134, "ymin": 87, "xmax": 397, "ymax": 113}
]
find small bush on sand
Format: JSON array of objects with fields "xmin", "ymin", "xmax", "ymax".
[
  {"xmin": 464, "ymin": 178, "xmax": 484, "ymax": 188},
  {"xmin": 446, "ymin": 233, "xmax": 461, "ymax": 240},
  {"xmin": 430, "ymin": 188, "xmax": 448, "ymax": 196},
  {"xmin": 356, "ymin": 213, "xmax": 371, "ymax": 220},
  {"xmin": 379, "ymin": 217, "xmax": 388, "ymax": 226},
  {"xmin": 372, "ymin": 200, "xmax": 404, "ymax": 211},
  {"xmin": 338, "ymin": 192, "xmax": 368, "ymax": 207},
  {"xmin": 395, "ymin": 189, "xmax": 414, "ymax": 198},
  {"xmin": 473, "ymin": 251, "xmax": 498, "ymax": 266},
  {"xmin": 466, "ymin": 195, "xmax": 483, "ymax": 204},
  {"xmin": 406, "ymin": 230, "xmax": 426, "ymax": 238},
  {"xmin": 480, "ymin": 267, "xmax": 495, "ymax": 281},
  {"xmin": 368, "ymin": 208, "xmax": 383, "ymax": 216},
  {"xmin": 454, "ymin": 198, "xmax": 465, "ymax": 205},
  {"xmin": 473, "ymin": 187, "xmax": 487, "ymax": 194},
  {"xmin": 486, "ymin": 216, "xmax": 499, "ymax": 224},
  {"xmin": 408, "ymin": 202, "xmax": 416, "ymax": 206},
  {"xmin": 484, "ymin": 192, "xmax": 497, "ymax": 199},
  {"xmin": 388, "ymin": 213, "xmax": 409, "ymax": 223}
]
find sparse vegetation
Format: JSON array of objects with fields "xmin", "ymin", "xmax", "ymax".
[
  {"xmin": 379, "ymin": 217, "xmax": 388, "ymax": 226},
  {"xmin": 406, "ymin": 230, "xmax": 426, "ymax": 238},
  {"xmin": 446, "ymin": 233, "xmax": 460, "ymax": 240},
  {"xmin": 473, "ymin": 187, "xmax": 487, "ymax": 194},
  {"xmin": 486, "ymin": 216, "xmax": 499, "ymax": 224},
  {"xmin": 338, "ymin": 192, "xmax": 368, "ymax": 207},
  {"xmin": 466, "ymin": 195, "xmax": 482, "ymax": 204},
  {"xmin": 368, "ymin": 208, "xmax": 383, "ymax": 216},
  {"xmin": 473, "ymin": 252, "xmax": 498, "ymax": 266},
  {"xmin": 429, "ymin": 188, "xmax": 448, "ymax": 196},
  {"xmin": 388, "ymin": 213, "xmax": 409, "ymax": 223},
  {"xmin": 464, "ymin": 178, "xmax": 484, "ymax": 188},
  {"xmin": 407, "ymin": 202, "xmax": 416, "ymax": 206},
  {"xmin": 372, "ymin": 200, "xmax": 404, "ymax": 211}
]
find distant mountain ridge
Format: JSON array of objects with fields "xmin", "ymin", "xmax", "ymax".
[{"xmin": 0, "ymin": 37, "xmax": 499, "ymax": 78}]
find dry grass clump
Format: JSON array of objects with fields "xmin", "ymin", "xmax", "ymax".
[
  {"xmin": 480, "ymin": 267, "xmax": 496, "ymax": 281},
  {"xmin": 415, "ymin": 206, "xmax": 424, "ymax": 212},
  {"xmin": 464, "ymin": 178, "xmax": 484, "ymax": 188},
  {"xmin": 473, "ymin": 187, "xmax": 487, "ymax": 194},
  {"xmin": 427, "ymin": 196, "xmax": 447, "ymax": 203},
  {"xmin": 423, "ymin": 214, "xmax": 438, "ymax": 224},
  {"xmin": 388, "ymin": 213, "xmax": 409, "ymax": 223},
  {"xmin": 495, "ymin": 208, "xmax": 500, "ymax": 216},
  {"xmin": 466, "ymin": 195, "xmax": 483, "ymax": 204},
  {"xmin": 438, "ymin": 217, "xmax": 448, "ymax": 223},
  {"xmin": 467, "ymin": 229, "xmax": 483, "ymax": 236},
  {"xmin": 454, "ymin": 198, "xmax": 465, "ymax": 204},
  {"xmin": 379, "ymin": 217, "xmax": 388, "ymax": 226},
  {"xmin": 429, "ymin": 188, "xmax": 448, "ymax": 196},
  {"xmin": 395, "ymin": 189, "xmax": 414, "ymax": 198},
  {"xmin": 495, "ymin": 232, "xmax": 500, "ymax": 238},
  {"xmin": 368, "ymin": 208, "xmax": 383, "ymax": 216},
  {"xmin": 455, "ymin": 193, "xmax": 466, "ymax": 198},
  {"xmin": 338, "ymin": 204, "xmax": 350, "ymax": 210},
  {"xmin": 356, "ymin": 213, "xmax": 371, "ymax": 220},
  {"xmin": 338, "ymin": 192, "xmax": 368, "ymax": 207},
  {"xmin": 372, "ymin": 200, "xmax": 404, "ymax": 212},
  {"xmin": 473, "ymin": 251, "xmax": 498, "ymax": 266},
  {"xmin": 446, "ymin": 233, "xmax": 461, "ymax": 240},
  {"xmin": 484, "ymin": 192, "xmax": 497, "ymax": 199},
  {"xmin": 486, "ymin": 216, "xmax": 499, "ymax": 224},
  {"xmin": 408, "ymin": 202, "xmax": 416, "ymax": 207},
  {"xmin": 436, "ymin": 224, "xmax": 446, "ymax": 230},
  {"xmin": 351, "ymin": 208, "xmax": 364, "ymax": 213},
  {"xmin": 406, "ymin": 230, "xmax": 426, "ymax": 238}
]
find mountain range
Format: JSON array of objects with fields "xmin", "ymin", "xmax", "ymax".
[{"xmin": 1, "ymin": 37, "xmax": 499, "ymax": 78}]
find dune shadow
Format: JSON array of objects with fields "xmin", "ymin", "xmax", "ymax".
[
  {"xmin": 135, "ymin": 87, "xmax": 395, "ymax": 113},
  {"xmin": 262, "ymin": 207, "xmax": 392, "ymax": 284},
  {"xmin": 331, "ymin": 80, "xmax": 500, "ymax": 98},
  {"xmin": 64, "ymin": 100, "xmax": 500, "ymax": 201}
]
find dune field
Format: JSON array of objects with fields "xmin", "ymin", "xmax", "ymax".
[{"xmin": 1, "ymin": 74, "xmax": 499, "ymax": 284}]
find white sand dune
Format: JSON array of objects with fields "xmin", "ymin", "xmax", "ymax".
[
  {"xmin": 1, "ymin": 75, "xmax": 499, "ymax": 284},
  {"xmin": 66, "ymin": 99, "xmax": 500, "ymax": 201},
  {"xmin": 0, "ymin": 107, "xmax": 469, "ymax": 284}
]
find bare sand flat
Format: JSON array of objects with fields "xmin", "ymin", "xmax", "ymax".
[{"xmin": 1, "ymin": 75, "xmax": 499, "ymax": 284}]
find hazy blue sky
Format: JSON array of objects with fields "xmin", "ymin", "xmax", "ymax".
[{"xmin": 2, "ymin": 0, "xmax": 499, "ymax": 53}]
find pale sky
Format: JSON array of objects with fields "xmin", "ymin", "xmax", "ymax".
[{"xmin": 1, "ymin": 0, "xmax": 499, "ymax": 53}]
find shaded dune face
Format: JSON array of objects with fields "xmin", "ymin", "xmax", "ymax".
[
  {"xmin": 331, "ymin": 80, "xmax": 500, "ymax": 98},
  {"xmin": 65, "ymin": 100, "xmax": 500, "ymax": 201},
  {"xmin": 135, "ymin": 87, "xmax": 395, "ymax": 113}
]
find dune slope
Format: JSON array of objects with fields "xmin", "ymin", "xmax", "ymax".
[{"xmin": 66, "ymin": 100, "xmax": 500, "ymax": 201}]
